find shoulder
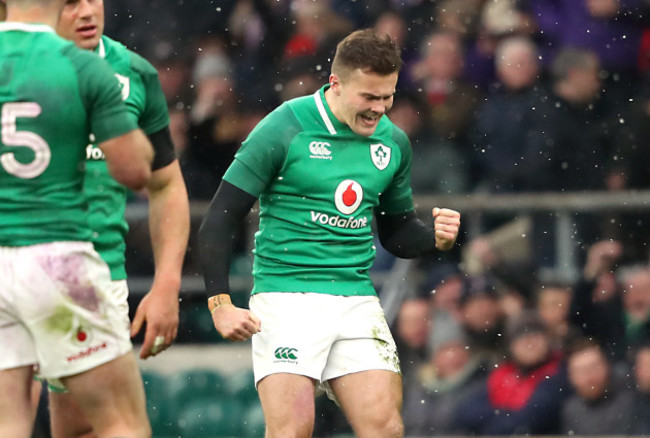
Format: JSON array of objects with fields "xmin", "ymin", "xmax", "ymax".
[
  {"xmin": 127, "ymin": 49, "xmax": 159, "ymax": 77},
  {"xmin": 102, "ymin": 35, "xmax": 157, "ymax": 77},
  {"xmin": 61, "ymin": 40, "xmax": 111, "ymax": 74},
  {"xmin": 377, "ymin": 117, "xmax": 411, "ymax": 152},
  {"xmin": 389, "ymin": 122, "xmax": 410, "ymax": 148},
  {"xmin": 258, "ymin": 99, "xmax": 304, "ymax": 130}
]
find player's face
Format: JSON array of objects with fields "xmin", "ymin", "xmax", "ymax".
[
  {"xmin": 331, "ymin": 69, "xmax": 398, "ymax": 137},
  {"xmin": 57, "ymin": 0, "xmax": 105, "ymax": 51}
]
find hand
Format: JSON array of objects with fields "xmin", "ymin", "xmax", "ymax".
[
  {"xmin": 130, "ymin": 286, "xmax": 180, "ymax": 359},
  {"xmin": 432, "ymin": 207, "xmax": 461, "ymax": 251},
  {"xmin": 211, "ymin": 304, "xmax": 261, "ymax": 342},
  {"xmin": 583, "ymin": 240, "xmax": 623, "ymax": 281}
]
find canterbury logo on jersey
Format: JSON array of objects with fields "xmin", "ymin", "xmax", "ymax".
[
  {"xmin": 309, "ymin": 141, "xmax": 332, "ymax": 160},
  {"xmin": 310, "ymin": 211, "xmax": 368, "ymax": 229}
]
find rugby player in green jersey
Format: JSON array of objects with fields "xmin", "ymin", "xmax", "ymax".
[
  {"xmin": 34, "ymin": 0, "xmax": 190, "ymax": 437},
  {"xmin": 199, "ymin": 29, "xmax": 461, "ymax": 438},
  {"xmin": 0, "ymin": 1, "xmax": 154, "ymax": 437}
]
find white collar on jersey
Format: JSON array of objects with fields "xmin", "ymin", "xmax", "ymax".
[
  {"xmin": 97, "ymin": 38, "xmax": 106, "ymax": 58},
  {"xmin": 313, "ymin": 89, "xmax": 337, "ymax": 135},
  {"xmin": 0, "ymin": 22, "xmax": 54, "ymax": 33}
]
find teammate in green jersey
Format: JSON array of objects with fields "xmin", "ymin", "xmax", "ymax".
[
  {"xmin": 199, "ymin": 29, "xmax": 461, "ymax": 438},
  {"xmin": 35, "ymin": 0, "xmax": 190, "ymax": 437},
  {"xmin": 0, "ymin": 1, "xmax": 154, "ymax": 437}
]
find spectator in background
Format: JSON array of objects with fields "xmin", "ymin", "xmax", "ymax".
[
  {"xmin": 571, "ymin": 240, "xmax": 650, "ymax": 362},
  {"xmin": 613, "ymin": 78, "xmax": 650, "ymax": 193},
  {"xmin": 536, "ymin": 283, "xmax": 581, "ymax": 351},
  {"xmin": 456, "ymin": 310, "xmax": 568, "ymax": 435},
  {"xmin": 631, "ymin": 342, "xmax": 650, "ymax": 434},
  {"xmin": 423, "ymin": 264, "xmax": 465, "ymax": 320},
  {"xmin": 561, "ymin": 338, "xmax": 637, "ymax": 435},
  {"xmin": 470, "ymin": 36, "xmax": 547, "ymax": 193},
  {"xmin": 606, "ymin": 80, "xmax": 650, "ymax": 262},
  {"xmin": 456, "ymin": 275, "xmax": 506, "ymax": 363},
  {"xmin": 148, "ymin": 39, "xmax": 194, "ymax": 106},
  {"xmin": 388, "ymin": 92, "xmax": 470, "ymax": 195},
  {"xmin": 393, "ymin": 297, "xmax": 432, "ymax": 388},
  {"xmin": 463, "ymin": 0, "xmax": 537, "ymax": 90},
  {"xmin": 373, "ymin": 11, "xmax": 413, "ymax": 86},
  {"xmin": 403, "ymin": 310, "xmax": 488, "ymax": 436},
  {"xmin": 528, "ymin": 47, "xmax": 623, "ymax": 263},
  {"xmin": 530, "ymin": 0, "xmax": 643, "ymax": 100},
  {"xmin": 529, "ymin": 46, "xmax": 619, "ymax": 192},
  {"xmin": 411, "ymin": 30, "xmax": 482, "ymax": 148},
  {"xmin": 283, "ymin": 0, "xmax": 352, "ymax": 61},
  {"xmin": 183, "ymin": 51, "xmax": 243, "ymax": 200},
  {"xmin": 276, "ymin": 54, "xmax": 324, "ymax": 103}
]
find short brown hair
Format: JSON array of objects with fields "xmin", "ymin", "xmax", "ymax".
[
  {"xmin": 566, "ymin": 337, "xmax": 606, "ymax": 361},
  {"xmin": 331, "ymin": 29, "xmax": 402, "ymax": 81}
]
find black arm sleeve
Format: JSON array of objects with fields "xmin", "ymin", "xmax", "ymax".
[
  {"xmin": 148, "ymin": 125, "xmax": 177, "ymax": 171},
  {"xmin": 198, "ymin": 180, "xmax": 257, "ymax": 297},
  {"xmin": 376, "ymin": 210, "xmax": 438, "ymax": 258}
]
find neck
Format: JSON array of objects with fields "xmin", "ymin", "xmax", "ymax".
[
  {"xmin": 324, "ymin": 87, "xmax": 344, "ymax": 125},
  {"xmin": 6, "ymin": 4, "xmax": 61, "ymax": 29}
]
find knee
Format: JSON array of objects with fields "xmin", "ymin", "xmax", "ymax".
[
  {"xmin": 382, "ymin": 411, "xmax": 404, "ymax": 438},
  {"xmin": 358, "ymin": 410, "xmax": 403, "ymax": 438},
  {"xmin": 265, "ymin": 422, "xmax": 314, "ymax": 438}
]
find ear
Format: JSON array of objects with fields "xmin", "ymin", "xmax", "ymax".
[{"xmin": 329, "ymin": 73, "xmax": 341, "ymax": 95}]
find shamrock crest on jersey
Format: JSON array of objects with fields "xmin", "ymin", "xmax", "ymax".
[{"xmin": 370, "ymin": 143, "xmax": 391, "ymax": 170}]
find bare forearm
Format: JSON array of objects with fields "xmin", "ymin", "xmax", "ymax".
[{"xmin": 147, "ymin": 162, "xmax": 190, "ymax": 293}]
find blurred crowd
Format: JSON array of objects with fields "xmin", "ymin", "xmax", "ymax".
[
  {"xmin": 103, "ymin": 0, "xmax": 650, "ymax": 435},
  {"xmin": 112, "ymin": 0, "xmax": 650, "ymax": 268},
  {"xmin": 390, "ymin": 238, "xmax": 650, "ymax": 436},
  {"xmin": 105, "ymin": 0, "xmax": 650, "ymax": 200}
]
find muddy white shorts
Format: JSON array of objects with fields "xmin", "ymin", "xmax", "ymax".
[
  {"xmin": 0, "ymin": 242, "xmax": 132, "ymax": 381},
  {"xmin": 249, "ymin": 292, "xmax": 400, "ymax": 390}
]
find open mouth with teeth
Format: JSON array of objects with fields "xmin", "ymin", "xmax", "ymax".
[{"xmin": 359, "ymin": 113, "xmax": 380, "ymax": 127}]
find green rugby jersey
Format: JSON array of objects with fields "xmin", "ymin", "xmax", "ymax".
[
  {"xmin": 85, "ymin": 36, "xmax": 169, "ymax": 280},
  {"xmin": 0, "ymin": 23, "xmax": 136, "ymax": 247},
  {"xmin": 224, "ymin": 85, "xmax": 415, "ymax": 296}
]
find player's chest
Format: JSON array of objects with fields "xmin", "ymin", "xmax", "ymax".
[{"xmin": 280, "ymin": 136, "xmax": 398, "ymax": 191}]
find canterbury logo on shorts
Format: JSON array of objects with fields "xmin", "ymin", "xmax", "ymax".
[{"xmin": 274, "ymin": 347, "xmax": 298, "ymax": 361}]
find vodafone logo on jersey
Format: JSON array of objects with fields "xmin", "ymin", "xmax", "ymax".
[
  {"xmin": 334, "ymin": 180, "xmax": 363, "ymax": 215},
  {"xmin": 310, "ymin": 180, "xmax": 367, "ymax": 230}
]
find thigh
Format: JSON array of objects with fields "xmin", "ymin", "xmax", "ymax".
[
  {"xmin": 329, "ymin": 369, "xmax": 403, "ymax": 438},
  {"xmin": 61, "ymin": 352, "xmax": 149, "ymax": 438},
  {"xmin": 0, "ymin": 365, "xmax": 35, "ymax": 438},
  {"xmin": 0, "ymin": 246, "xmax": 38, "ymax": 371},
  {"xmin": 257, "ymin": 373, "xmax": 317, "ymax": 438},
  {"xmin": 49, "ymin": 389, "xmax": 94, "ymax": 438}
]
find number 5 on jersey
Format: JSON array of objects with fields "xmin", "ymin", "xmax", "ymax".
[{"xmin": 1, "ymin": 102, "xmax": 50, "ymax": 179}]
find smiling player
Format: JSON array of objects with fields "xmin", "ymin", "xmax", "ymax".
[{"xmin": 199, "ymin": 29, "xmax": 461, "ymax": 438}]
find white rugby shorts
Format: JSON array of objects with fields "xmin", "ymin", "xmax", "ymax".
[
  {"xmin": 249, "ymin": 292, "xmax": 400, "ymax": 390},
  {"xmin": 0, "ymin": 242, "xmax": 132, "ymax": 381}
]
